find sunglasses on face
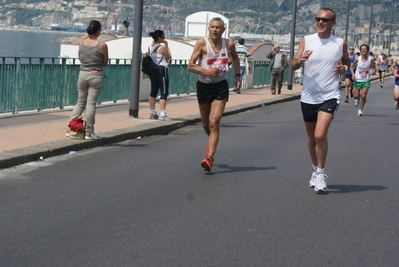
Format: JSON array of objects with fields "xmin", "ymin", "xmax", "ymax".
[{"xmin": 315, "ymin": 17, "xmax": 334, "ymax": 23}]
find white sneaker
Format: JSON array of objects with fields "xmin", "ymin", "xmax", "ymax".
[
  {"xmin": 159, "ymin": 113, "xmax": 173, "ymax": 121},
  {"xmin": 314, "ymin": 173, "xmax": 328, "ymax": 192},
  {"xmin": 149, "ymin": 112, "xmax": 159, "ymax": 119},
  {"xmin": 354, "ymin": 99, "xmax": 359, "ymax": 107},
  {"xmin": 357, "ymin": 109, "xmax": 363, "ymax": 116},
  {"xmin": 380, "ymin": 83, "xmax": 383, "ymax": 88},
  {"xmin": 309, "ymin": 171, "xmax": 317, "ymax": 188},
  {"xmin": 85, "ymin": 133, "xmax": 99, "ymax": 140}
]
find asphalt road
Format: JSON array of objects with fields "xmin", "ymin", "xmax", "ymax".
[{"xmin": 1, "ymin": 78, "xmax": 398, "ymax": 267}]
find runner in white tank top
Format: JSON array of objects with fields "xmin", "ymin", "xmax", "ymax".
[
  {"xmin": 187, "ymin": 17, "xmax": 241, "ymax": 172},
  {"xmin": 290, "ymin": 8, "xmax": 350, "ymax": 193},
  {"xmin": 377, "ymin": 53, "xmax": 388, "ymax": 87},
  {"xmin": 301, "ymin": 33, "xmax": 343, "ymax": 104},
  {"xmin": 350, "ymin": 43, "xmax": 376, "ymax": 116},
  {"xmin": 354, "ymin": 55, "xmax": 372, "ymax": 82},
  {"xmin": 198, "ymin": 38, "xmax": 229, "ymax": 84}
]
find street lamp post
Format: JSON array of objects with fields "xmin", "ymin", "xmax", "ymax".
[
  {"xmin": 128, "ymin": 0, "xmax": 143, "ymax": 117},
  {"xmin": 368, "ymin": 0, "xmax": 374, "ymax": 49},
  {"xmin": 388, "ymin": 0, "xmax": 394, "ymax": 55},
  {"xmin": 287, "ymin": 0, "xmax": 298, "ymax": 90},
  {"xmin": 345, "ymin": 0, "xmax": 350, "ymax": 44}
]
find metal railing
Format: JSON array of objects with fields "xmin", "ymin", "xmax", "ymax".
[{"xmin": 0, "ymin": 57, "xmax": 275, "ymax": 114}]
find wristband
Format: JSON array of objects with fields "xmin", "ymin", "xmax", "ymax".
[
  {"xmin": 298, "ymin": 58, "xmax": 302, "ymax": 65},
  {"xmin": 343, "ymin": 65, "xmax": 348, "ymax": 71},
  {"xmin": 235, "ymin": 73, "xmax": 241, "ymax": 78}
]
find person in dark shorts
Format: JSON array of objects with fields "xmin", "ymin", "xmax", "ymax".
[
  {"xmin": 291, "ymin": 8, "xmax": 350, "ymax": 193},
  {"xmin": 148, "ymin": 30, "xmax": 173, "ymax": 121},
  {"xmin": 377, "ymin": 51, "xmax": 388, "ymax": 88},
  {"xmin": 187, "ymin": 17, "xmax": 241, "ymax": 172},
  {"xmin": 389, "ymin": 58, "xmax": 399, "ymax": 110},
  {"xmin": 344, "ymin": 46, "xmax": 356, "ymax": 103}
]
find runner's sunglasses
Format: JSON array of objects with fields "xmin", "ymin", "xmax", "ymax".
[{"xmin": 315, "ymin": 17, "xmax": 334, "ymax": 23}]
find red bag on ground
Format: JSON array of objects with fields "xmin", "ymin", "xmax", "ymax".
[{"xmin": 68, "ymin": 117, "xmax": 85, "ymax": 132}]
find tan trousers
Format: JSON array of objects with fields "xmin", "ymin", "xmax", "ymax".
[{"xmin": 71, "ymin": 70, "xmax": 104, "ymax": 135}]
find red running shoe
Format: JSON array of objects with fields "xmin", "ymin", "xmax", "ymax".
[{"xmin": 201, "ymin": 156, "xmax": 214, "ymax": 172}]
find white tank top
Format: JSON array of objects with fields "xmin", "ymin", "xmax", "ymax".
[
  {"xmin": 377, "ymin": 55, "xmax": 387, "ymax": 71},
  {"xmin": 355, "ymin": 56, "xmax": 372, "ymax": 82},
  {"xmin": 198, "ymin": 37, "xmax": 229, "ymax": 84},
  {"xmin": 149, "ymin": 44, "xmax": 168, "ymax": 68},
  {"xmin": 301, "ymin": 33, "xmax": 343, "ymax": 104}
]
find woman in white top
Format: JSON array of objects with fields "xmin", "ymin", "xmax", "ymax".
[{"xmin": 148, "ymin": 30, "xmax": 173, "ymax": 121}]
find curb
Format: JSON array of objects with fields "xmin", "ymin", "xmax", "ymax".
[{"xmin": 0, "ymin": 93, "xmax": 301, "ymax": 169}]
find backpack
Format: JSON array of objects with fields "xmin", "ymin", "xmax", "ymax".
[{"xmin": 141, "ymin": 45, "xmax": 163, "ymax": 75}]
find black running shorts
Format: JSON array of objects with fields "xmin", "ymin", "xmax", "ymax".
[
  {"xmin": 345, "ymin": 74, "xmax": 353, "ymax": 81},
  {"xmin": 301, "ymin": 98, "xmax": 340, "ymax": 122},
  {"xmin": 196, "ymin": 79, "xmax": 229, "ymax": 105}
]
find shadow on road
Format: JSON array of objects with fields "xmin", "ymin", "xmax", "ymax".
[
  {"xmin": 211, "ymin": 164, "xmax": 277, "ymax": 174},
  {"xmin": 327, "ymin": 184, "xmax": 388, "ymax": 193}
]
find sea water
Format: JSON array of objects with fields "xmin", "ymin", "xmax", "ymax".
[{"xmin": 0, "ymin": 30, "xmax": 80, "ymax": 58}]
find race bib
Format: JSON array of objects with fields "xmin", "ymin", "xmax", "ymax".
[
  {"xmin": 358, "ymin": 70, "xmax": 369, "ymax": 79},
  {"xmin": 206, "ymin": 57, "xmax": 228, "ymax": 76}
]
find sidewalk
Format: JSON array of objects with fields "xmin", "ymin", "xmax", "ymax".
[{"xmin": 0, "ymin": 84, "xmax": 303, "ymax": 169}]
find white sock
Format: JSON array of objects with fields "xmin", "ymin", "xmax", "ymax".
[
  {"xmin": 160, "ymin": 110, "xmax": 166, "ymax": 116},
  {"xmin": 312, "ymin": 165, "xmax": 317, "ymax": 172},
  {"xmin": 151, "ymin": 110, "xmax": 156, "ymax": 114},
  {"xmin": 316, "ymin": 167, "xmax": 325, "ymax": 174}
]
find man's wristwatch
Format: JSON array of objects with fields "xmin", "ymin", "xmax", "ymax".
[{"xmin": 235, "ymin": 73, "xmax": 241, "ymax": 78}]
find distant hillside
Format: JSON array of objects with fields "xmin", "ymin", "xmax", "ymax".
[
  {"xmin": 2, "ymin": 0, "xmax": 397, "ymax": 39},
  {"xmin": 134, "ymin": 0, "xmax": 396, "ymax": 36}
]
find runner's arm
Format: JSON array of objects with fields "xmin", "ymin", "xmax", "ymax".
[
  {"xmin": 228, "ymin": 40, "xmax": 240, "ymax": 77},
  {"xmin": 350, "ymin": 58, "xmax": 358, "ymax": 77},
  {"xmin": 100, "ymin": 42, "xmax": 108, "ymax": 66},
  {"xmin": 371, "ymin": 59, "xmax": 377, "ymax": 75},
  {"xmin": 291, "ymin": 38, "xmax": 305, "ymax": 71},
  {"xmin": 341, "ymin": 41, "xmax": 350, "ymax": 70},
  {"xmin": 227, "ymin": 39, "xmax": 241, "ymax": 88}
]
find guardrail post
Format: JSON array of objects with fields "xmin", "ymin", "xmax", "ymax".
[
  {"xmin": 39, "ymin": 58, "xmax": 45, "ymax": 111},
  {"xmin": 61, "ymin": 58, "xmax": 67, "ymax": 109},
  {"xmin": 14, "ymin": 57, "xmax": 21, "ymax": 114}
]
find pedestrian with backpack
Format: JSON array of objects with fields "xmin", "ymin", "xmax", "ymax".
[{"xmin": 148, "ymin": 30, "xmax": 173, "ymax": 120}]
